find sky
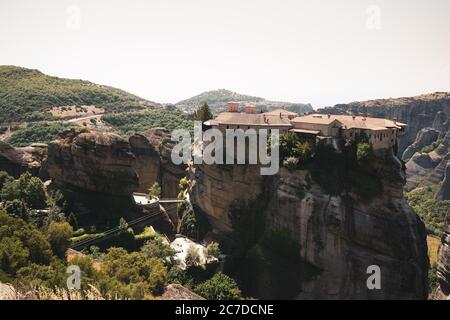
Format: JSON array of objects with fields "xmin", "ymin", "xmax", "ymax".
[{"xmin": 0, "ymin": 0, "xmax": 449, "ymax": 108}]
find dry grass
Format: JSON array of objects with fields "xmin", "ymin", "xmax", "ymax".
[
  {"xmin": 50, "ymin": 105, "xmax": 104, "ymax": 119},
  {"xmin": 427, "ymin": 235, "xmax": 440, "ymax": 266}
]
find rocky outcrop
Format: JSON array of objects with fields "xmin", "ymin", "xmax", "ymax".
[
  {"xmin": 433, "ymin": 208, "xmax": 450, "ymax": 300},
  {"xmin": 43, "ymin": 128, "xmax": 186, "ymax": 218},
  {"xmin": 405, "ymin": 132, "xmax": 450, "ymax": 190},
  {"xmin": 436, "ymin": 163, "xmax": 450, "ymax": 200},
  {"xmin": 190, "ymin": 152, "xmax": 429, "ymax": 299},
  {"xmin": 143, "ymin": 128, "xmax": 188, "ymax": 198},
  {"xmin": 42, "ymin": 128, "xmax": 140, "ymax": 220},
  {"xmin": 0, "ymin": 141, "xmax": 44, "ymax": 177},
  {"xmin": 190, "ymin": 164, "xmax": 263, "ymax": 234},
  {"xmin": 129, "ymin": 133, "xmax": 160, "ymax": 193},
  {"xmin": 402, "ymin": 128, "xmax": 439, "ymax": 162},
  {"xmin": 44, "ymin": 128, "xmax": 139, "ymax": 196}
]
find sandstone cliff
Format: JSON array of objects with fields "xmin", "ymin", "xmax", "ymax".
[
  {"xmin": 190, "ymin": 151, "xmax": 429, "ymax": 299},
  {"xmin": 42, "ymin": 128, "xmax": 185, "ymax": 223},
  {"xmin": 44, "ymin": 128, "xmax": 139, "ymax": 196},
  {"xmin": 0, "ymin": 141, "xmax": 44, "ymax": 177}
]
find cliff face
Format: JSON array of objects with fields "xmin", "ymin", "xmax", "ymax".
[
  {"xmin": 42, "ymin": 128, "xmax": 185, "ymax": 219},
  {"xmin": 190, "ymin": 152, "xmax": 429, "ymax": 299},
  {"xmin": 141, "ymin": 127, "xmax": 187, "ymax": 198},
  {"xmin": 129, "ymin": 133, "xmax": 160, "ymax": 193},
  {"xmin": 405, "ymin": 132, "xmax": 450, "ymax": 191},
  {"xmin": 0, "ymin": 141, "xmax": 44, "ymax": 177},
  {"xmin": 433, "ymin": 208, "xmax": 450, "ymax": 300},
  {"xmin": 44, "ymin": 129, "xmax": 139, "ymax": 196}
]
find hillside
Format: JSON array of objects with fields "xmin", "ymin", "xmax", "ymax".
[
  {"xmin": 176, "ymin": 89, "xmax": 313, "ymax": 115},
  {"xmin": 0, "ymin": 66, "xmax": 160, "ymax": 123}
]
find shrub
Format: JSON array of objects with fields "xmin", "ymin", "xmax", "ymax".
[
  {"xmin": 195, "ymin": 273, "xmax": 241, "ymax": 300},
  {"xmin": 178, "ymin": 201, "xmax": 198, "ymax": 239},
  {"xmin": 7, "ymin": 122, "xmax": 74, "ymax": 147},
  {"xmin": 148, "ymin": 182, "xmax": 161, "ymax": 199},
  {"xmin": 206, "ymin": 242, "xmax": 220, "ymax": 260},
  {"xmin": 1, "ymin": 172, "xmax": 46, "ymax": 209},
  {"xmin": 102, "ymin": 247, "xmax": 168, "ymax": 296},
  {"xmin": 283, "ymin": 157, "xmax": 299, "ymax": 171},
  {"xmin": 46, "ymin": 221, "xmax": 73, "ymax": 258},
  {"xmin": 356, "ymin": 142, "xmax": 373, "ymax": 162},
  {"xmin": 194, "ymin": 103, "xmax": 213, "ymax": 122},
  {"xmin": 3, "ymin": 199, "xmax": 29, "ymax": 219}
]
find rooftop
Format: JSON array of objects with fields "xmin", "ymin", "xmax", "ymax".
[
  {"xmin": 292, "ymin": 114, "xmax": 407, "ymax": 131},
  {"xmin": 209, "ymin": 112, "xmax": 293, "ymax": 126}
]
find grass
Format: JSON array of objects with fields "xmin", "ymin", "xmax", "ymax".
[
  {"xmin": 428, "ymin": 235, "xmax": 441, "ymax": 293},
  {"xmin": 427, "ymin": 235, "xmax": 440, "ymax": 266}
]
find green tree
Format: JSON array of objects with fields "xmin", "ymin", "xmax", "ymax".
[
  {"xmin": 178, "ymin": 202, "xmax": 198, "ymax": 239},
  {"xmin": 0, "ymin": 211, "xmax": 53, "ymax": 274},
  {"xmin": 0, "ymin": 171, "xmax": 12, "ymax": 189},
  {"xmin": 195, "ymin": 273, "xmax": 241, "ymax": 300},
  {"xmin": 141, "ymin": 236, "xmax": 176, "ymax": 262},
  {"xmin": 185, "ymin": 245, "xmax": 201, "ymax": 269},
  {"xmin": 294, "ymin": 141, "xmax": 313, "ymax": 163},
  {"xmin": 67, "ymin": 212, "xmax": 78, "ymax": 229},
  {"xmin": 206, "ymin": 242, "xmax": 220, "ymax": 261},
  {"xmin": 3, "ymin": 199, "xmax": 29, "ymax": 219},
  {"xmin": 194, "ymin": 103, "xmax": 213, "ymax": 123},
  {"xmin": 148, "ymin": 182, "xmax": 161, "ymax": 199},
  {"xmin": 0, "ymin": 172, "xmax": 46, "ymax": 209},
  {"xmin": 103, "ymin": 247, "xmax": 168, "ymax": 296},
  {"xmin": 356, "ymin": 142, "xmax": 373, "ymax": 162},
  {"xmin": 0, "ymin": 237, "xmax": 29, "ymax": 274},
  {"xmin": 119, "ymin": 217, "xmax": 129, "ymax": 231},
  {"xmin": 46, "ymin": 221, "xmax": 73, "ymax": 258}
]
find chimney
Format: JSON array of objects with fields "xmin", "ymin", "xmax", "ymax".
[
  {"xmin": 352, "ymin": 116, "xmax": 356, "ymax": 120},
  {"xmin": 244, "ymin": 103, "xmax": 256, "ymax": 114},
  {"xmin": 327, "ymin": 114, "xmax": 331, "ymax": 119},
  {"xmin": 227, "ymin": 102, "xmax": 239, "ymax": 112}
]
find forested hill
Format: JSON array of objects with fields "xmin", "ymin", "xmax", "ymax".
[
  {"xmin": 0, "ymin": 66, "xmax": 160, "ymax": 123},
  {"xmin": 176, "ymin": 89, "xmax": 313, "ymax": 114}
]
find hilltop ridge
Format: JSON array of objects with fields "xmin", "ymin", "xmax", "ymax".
[
  {"xmin": 176, "ymin": 88, "xmax": 313, "ymax": 115},
  {"xmin": 0, "ymin": 65, "xmax": 160, "ymax": 123}
]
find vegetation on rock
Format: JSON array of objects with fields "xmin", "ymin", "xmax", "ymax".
[{"xmin": 102, "ymin": 109, "xmax": 194, "ymax": 137}]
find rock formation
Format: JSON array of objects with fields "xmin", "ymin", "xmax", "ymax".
[
  {"xmin": 433, "ymin": 208, "xmax": 450, "ymax": 300},
  {"xmin": 436, "ymin": 162, "xmax": 450, "ymax": 201},
  {"xmin": 129, "ymin": 133, "xmax": 160, "ymax": 193},
  {"xmin": 142, "ymin": 128, "xmax": 188, "ymax": 198},
  {"xmin": 402, "ymin": 128, "xmax": 439, "ymax": 162},
  {"xmin": 190, "ymin": 151, "xmax": 429, "ymax": 299},
  {"xmin": 42, "ymin": 128, "xmax": 186, "ymax": 221},
  {"xmin": 405, "ymin": 132, "xmax": 450, "ymax": 190},
  {"xmin": 44, "ymin": 128, "xmax": 139, "ymax": 196},
  {"xmin": 0, "ymin": 141, "xmax": 45, "ymax": 177}
]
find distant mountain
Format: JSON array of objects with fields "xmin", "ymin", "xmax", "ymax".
[
  {"xmin": 0, "ymin": 65, "xmax": 160, "ymax": 123},
  {"xmin": 176, "ymin": 89, "xmax": 313, "ymax": 115}
]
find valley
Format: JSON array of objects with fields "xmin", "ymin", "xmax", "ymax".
[{"xmin": 0, "ymin": 66, "xmax": 448, "ymax": 300}]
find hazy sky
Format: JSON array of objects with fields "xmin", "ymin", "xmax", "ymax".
[{"xmin": 1, "ymin": 0, "xmax": 449, "ymax": 108}]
